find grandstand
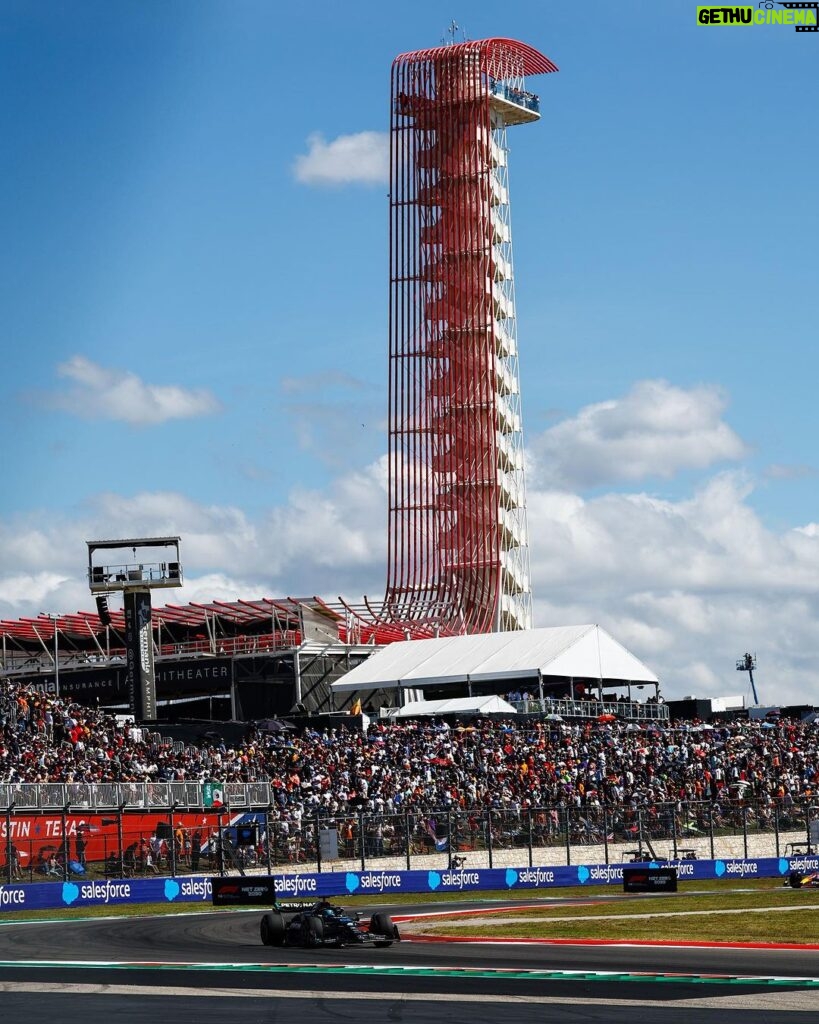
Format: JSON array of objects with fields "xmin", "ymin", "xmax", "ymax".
[
  {"xmin": 0, "ymin": 598, "xmax": 385, "ymax": 720},
  {"xmin": 0, "ymin": 607, "xmax": 668, "ymax": 724},
  {"xmin": 2, "ymin": 671, "xmax": 817, "ymax": 883}
]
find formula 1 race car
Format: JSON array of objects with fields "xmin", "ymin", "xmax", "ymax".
[
  {"xmin": 785, "ymin": 870, "xmax": 819, "ymax": 888},
  {"xmin": 259, "ymin": 899, "xmax": 401, "ymax": 949}
]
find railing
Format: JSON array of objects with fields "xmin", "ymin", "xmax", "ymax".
[
  {"xmin": 489, "ymin": 80, "xmax": 540, "ymax": 115},
  {"xmin": 267, "ymin": 798, "xmax": 817, "ymax": 871},
  {"xmin": 2, "ymin": 797, "xmax": 816, "ymax": 885},
  {"xmin": 509, "ymin": 697, "xmax": 670, "ymax": 723},
  {"xmin": 0, "ymin": 630, "xmax": 303, "ymax": 674},
  {"xmin": 0, "ymin": 780, "xmax": 271, "ymax": 811}
]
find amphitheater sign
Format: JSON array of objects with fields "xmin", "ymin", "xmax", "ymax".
[{"xmin": 17, "ymin": 657, "xmax": 233, "ymax": 704}]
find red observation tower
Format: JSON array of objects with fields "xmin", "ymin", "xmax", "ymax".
[{"xmin": 383, "ymin": 38, "xmax": 557, "ymax": 636}]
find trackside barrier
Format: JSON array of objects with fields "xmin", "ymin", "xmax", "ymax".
[
  {"xmin": 3, "ymin": 854, "xmax": 818, "ymax": 913},
  {"xmin": 0, "ymin": 875, "xmax": 215, "ymax": 912}
]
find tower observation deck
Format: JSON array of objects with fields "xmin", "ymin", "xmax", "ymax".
[{"xmin": 382, "ymin": 37, "xmax": 558, "ymax": 636}]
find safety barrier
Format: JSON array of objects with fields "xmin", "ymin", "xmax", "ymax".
[
  {"xmin": 0, "ymin": 780, "xmax": 271, "ymax": 811},
  {"xmin": 3, "ymin": 799, "xmax": 815, "ymax": 885},
  {"xmin": 1, "ymin": 854, "xmax": 816, "ymax": 913}
]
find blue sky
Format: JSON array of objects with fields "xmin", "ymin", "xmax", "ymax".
[{"xmin": 1, "ymin": 2, "xmax": 818, "ymax": 704}]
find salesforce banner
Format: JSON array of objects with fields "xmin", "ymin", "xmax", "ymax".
[
  {"xmin": 0, "ymin": 875, "xmax": 214, "ymax": 913},
  {"xmin": 274, "ymin": 854, "xmax": 813, "ymax": 899},
  {"xmin": 2, "ymin": 853, "xmax": 817, "ymax": 913}
]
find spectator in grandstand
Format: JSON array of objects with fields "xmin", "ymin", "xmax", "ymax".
[{"xmin": 1, "ymin": 675, "xmax": 817, "ymax": 836}]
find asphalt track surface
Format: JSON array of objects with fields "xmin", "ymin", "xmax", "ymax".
[{"xmin": 0, "ymin": 900, "xmax": 817, "ymax": 1023}]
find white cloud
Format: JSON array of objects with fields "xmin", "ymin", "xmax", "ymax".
[
  {"xmin": 0, "ymin": 460, "xmax": 388, "ymax": 625},
  {"xmin": 530, "ymin": 379, "xmax": 747, "ymax": 489},
  {"xmin": 293, "ymin": 131, "xmax": 388, "ymax": 186},
  {"xmin": 42, "ymin": 356, "xmax": 221, "ymax": 426},
  {"xmin": 527, "ymin": 472, "xmax": 819, "ymax": 705},
  {"xmin": 4, "ymin": 381, "xmax": 819, "ymax": 709}
]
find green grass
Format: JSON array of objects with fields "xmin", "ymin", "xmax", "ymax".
[
  {"xmin": 416, "ymin": 886, "xmax": 819, "ymax": 944},
  {"xmin": 418, "ymin": 911, "xmax": 818, "ymax": 944},
  {"xmin": 1, "ymin": 878, "xmax": 815, "ymax": 948},
  {"xmin": 486, "ymin": 889, "xmax": 813, "ymax": 917}
]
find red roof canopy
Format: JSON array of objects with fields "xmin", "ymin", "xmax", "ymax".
[
  {"xmin": 393, "ymin": 37, "xmax": 558, "ymax": 77},
  {"xmin": 0, "ymin": 597, "xmax": 335, "ymax": 645}
]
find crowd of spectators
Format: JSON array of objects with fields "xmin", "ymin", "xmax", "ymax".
[{"xmin": 2, "ymin": 678, "xmax": 818, "ymax": 839}]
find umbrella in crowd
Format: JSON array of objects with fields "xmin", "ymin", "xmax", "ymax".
[{"xmin": 257, "ymin": 719, "xmax": 296, "ymax": 733}]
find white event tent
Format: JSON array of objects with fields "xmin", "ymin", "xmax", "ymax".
[
  {"xmin": 383, "ymin": 695, "xmax": 518, "ymax": 720},
  {"xmin": 331, "ymin": 624, "xmax": 659, "ymax": 707}
]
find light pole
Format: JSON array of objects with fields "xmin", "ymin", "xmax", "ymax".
[{"xmin": 49, "ymin": 614, "xmax": 60, "ymax": 699}]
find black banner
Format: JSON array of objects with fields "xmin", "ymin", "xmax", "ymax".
[
  {"xmin": 124, "ymin": 589, "xmax": 156, "ymax": 721},
  {"xmin": 623, "ymin": 867, "xmax": 678, "ymax": 893},
  {"xmin": 21, "ymin": 666, "xmax": 125, "ymax": 700},
  {"xmin": 157, "ymin": 657, "xmax": 233, "ymax": 693},
  {"xmin": 212, "ymin": 876, "xmax": 278, "ymax": 906},
  {"xmin": 16, "ymin": 657, "xmax": 234, "ymax": 704}
]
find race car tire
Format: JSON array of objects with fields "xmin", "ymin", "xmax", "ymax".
[
  {"xmin": 369, "ymin": 912, "xmax": 398, "ymax": 945},
  {"xmin": 301, "ymin": 915, "xmax": 324, "ymax": 947},
  {"xmin": 260, "ymin": 911, "xmax": 286, "ymax": 947}
]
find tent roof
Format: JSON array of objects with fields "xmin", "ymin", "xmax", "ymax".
[
  {"xmin": 385, "ymin": 695, "xmax": 518, "ymax": 719},
  {"xmin": 331, "ymin": 624, "xmax": 659, "ymax": 694}
]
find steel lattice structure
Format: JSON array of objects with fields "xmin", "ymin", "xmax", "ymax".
[{"xmin": 378, "ymin": 38, "xmax": 557, "ymax": 636}]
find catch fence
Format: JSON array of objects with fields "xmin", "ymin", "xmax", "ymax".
[{"xmin": 3, "ymin": 796, "xmax": 816, "ymax": 884}]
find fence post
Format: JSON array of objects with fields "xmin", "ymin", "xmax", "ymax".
[
  {"xmin": 565, "ymin": 808, "xmax": 571, "ymax": 866},
  {"xmin": 170, "ymin": 803, "xmax": 177, "ymax": 877},
  {"xmin": 447, "ymin": 811, "xmax": 452, "ymax": 869},
  {"xmin": 117, "ymin": 804, "xmax": 125, "ymax": 878},
  {"xmin": 4, "ymin": 804, "xmax": 13, "ymax": 885},
  {"xmin": 217, "ymin": 808, "xmax": 225, "ymax": 877},
  {"xmin": 315, "ymin": 813, "xmax": 322, "ymax": 874},
  {"xmin": 636, "ymin": 809, "xmax": 644, "ymax": 861},
  {"xmin": 774, "ymin": 803, "xmax": 780, "ymax": 859},
  {"xmin": 708, "ymin": 805, "xmax": 715, "ymax": 861},
  {"xmin": 265, "ymin": 807, "xmax": 273, "ymax": 873},
  {"xmin": 527, "ymin": 808, "xmax": 533, "ymax": 869},
  {"xmin": 61, "ymin": 804, "xmax": 70, "ymax": 881},
  {"xmin": 487, "ymin": 810, "xmax": 493, "ymax": 870},
  {"xmin": 359, "ymin": 811, "xmax": 366, "ymax": 871},
  {"xmin": 671, "ymin": 804, "xmax": 678, "ymax": 861},
  {"xmin": 404, "ymin": 812, "xmax": 411, "ymax": 872},
  {"xmin": 603, "ymin": 806, "xmax": 609, "ymax": 865},
  {"xmin": 742, "ymin": 804, "xmax": 749, "ymax": 860}
]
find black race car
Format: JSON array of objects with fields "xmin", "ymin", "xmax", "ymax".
[
  {"xmin": 785, "ymin": 870, "xmax": 819, "ymax": 888},
  {"xmin": 260, "ymin": 899, "xmax": 400, "ymax": 948}
]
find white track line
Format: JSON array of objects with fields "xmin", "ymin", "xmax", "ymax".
[{"xmin": 0, "ymin": 982, "xmax": 815, "ymax": 1012}]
